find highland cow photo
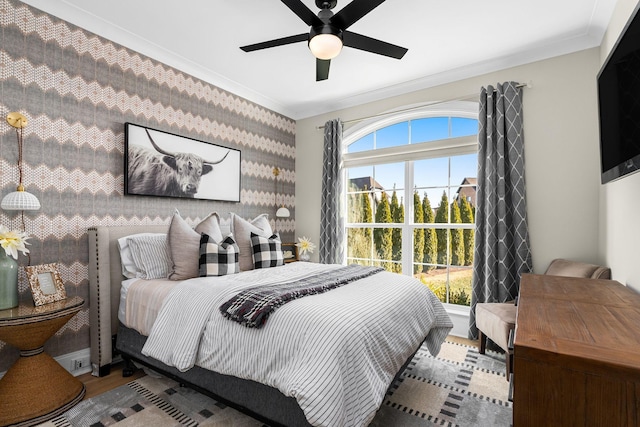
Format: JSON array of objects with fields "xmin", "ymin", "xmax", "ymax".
[{"xmin": 125, "ymin": 123, "xmax": 241, "ymax": 202}]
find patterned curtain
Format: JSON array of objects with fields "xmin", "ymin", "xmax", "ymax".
[
  {"xmin": 469, "ymin": 82, "xmax": 532, "ymax": 339},
  {"xmin": 319, "ymin": 119, "xmax": 344, "ymax": 264}
]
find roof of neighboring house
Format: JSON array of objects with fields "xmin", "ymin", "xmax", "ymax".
[
  {"xmin": 456, "ymin": 177, "xmax": 477, "ymax": 194},
  {"xmin": 349, "ymin": 177, "xmax": 385, "ymax": 192}
]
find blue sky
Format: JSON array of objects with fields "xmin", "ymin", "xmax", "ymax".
[{"xmin": 347, "ymin": 118, "xmax": 478, "ymax": 207}]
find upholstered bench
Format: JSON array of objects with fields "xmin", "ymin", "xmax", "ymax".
[
  {"xmin": 476, "ymin": 302, "xmax": 517, "ymax": 377},
  {"xmin": 475, "ymin": 258, "xmax": 611, "ymax": 379}
]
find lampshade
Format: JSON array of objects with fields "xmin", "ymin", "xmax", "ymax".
[
  {"xmin": 309, "ymin": 33, "xmax": 343, "ymax": 60},
  {"xmin": 276, "ymin": 206, "xmax": 290, "ymax": 218},
  {"xmin": 1, "ymin": 187, "xmax": 41, "ymax": 211},
  {"xmin": 3, "ymin": 112, "xmax": 41, "ymax": 212}
]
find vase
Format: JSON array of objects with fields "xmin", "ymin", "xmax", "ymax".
[
  {"xmin": 0, "ymin": 249, "xmax": 19, "ymax": 310},
  {"xmin": 299, "ymin": 253, "xmax": 310, "ymax": 262}
]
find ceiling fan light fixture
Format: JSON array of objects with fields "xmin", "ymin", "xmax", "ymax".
[{"xmin": 309, "ymin": 32, "xmax": 343, "ymax": 60}]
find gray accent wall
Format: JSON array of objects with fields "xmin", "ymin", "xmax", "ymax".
[{"xmin": 0, "ymin": 0, "xmax": 295, "ymax": 371}]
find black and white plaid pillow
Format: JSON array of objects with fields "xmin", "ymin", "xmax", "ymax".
[
  {"xmin": 199, "ymin": 233, "xmax": 240, "ymax": 277},
  {"xmin": 250, "ymin": 232, "xmax": 284, "ymax": 269}
]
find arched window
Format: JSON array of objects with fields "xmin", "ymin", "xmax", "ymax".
[{"xmin": 343, "ymin": 101, "xmax": 478, "ymax": 309}]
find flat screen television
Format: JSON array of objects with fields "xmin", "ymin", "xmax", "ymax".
[{"xmin": 598, "ymin": 2, "xmax": 640, "ymax": 184}]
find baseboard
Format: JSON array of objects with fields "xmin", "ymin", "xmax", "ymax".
[
  {"xmin": 0, "ymin": 347, "xmax": 91, "ymax": 379},
  {"xmin": 446, "ymin": 308, "xmax": 471, "ymax": 337},
  {"xmin": 55, "ymin": 347, "xmax": 92, "ymax": 376}
]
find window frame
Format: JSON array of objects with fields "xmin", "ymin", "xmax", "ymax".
[{"xmin": 342, "ymin": 101, "xmax": 478, "ymax": 313}]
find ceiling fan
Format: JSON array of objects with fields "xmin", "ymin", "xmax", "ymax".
[{"xmin": 240, "ymin": 0, "xmax": 408, "ymax": 81}]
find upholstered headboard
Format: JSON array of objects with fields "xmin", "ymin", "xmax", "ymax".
[{"xmin": 88, "ymin": 225, "xmax": 168, "ymax": 376}]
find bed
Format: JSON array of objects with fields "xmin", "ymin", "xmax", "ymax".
[{"xmin": 88, "ymin": 221, "xmax": 453, "ymax": 427}]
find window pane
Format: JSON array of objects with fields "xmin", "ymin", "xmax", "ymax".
[
  {"xmin": 418, "ymin": 266, "xmax": 472, "ymax": 306},
  {"xmin": 348, "ymin": 132, "xmax": 374, "ymax": 153},
  {"xmin": 450, "ymin": 226, "xmax": 464, "ymax": 266},
  {"xmin": 451, "ymin": 117, "xmax": 478, "ymax": 138},
  {"xmin": 376, "ymin": 122, "xmax": 409, "ymax": 149},
  {"xmin": 414, "ymin": 157, "xmax": 449, "ymax": 189},
  {"xmin": 461, "ymin": 226, "xmax": 475, "ymax": 266},
  {"xmin": 419, "ymin": 268, "xmax": 449, "ymax": 304},
  {"xmin": 347, "ymin": 192, "xmax": 368, "ymax": 223},
  {"xmin": 347, "ymin": 227, "xmax": 373, "ymax": 261},
  {"xmin": 414, "ymin": 189, "xmax": 442, "ymax": 224},
  {"xmin": 372, "ymin": 163, "xmax": 404, "ymax": 191},
  {"xmin": 373, "ymin": 226, "xmax": 394, "ymax": 269},
  {"xmin": 449, "ymin": 266, "xmax": 472, "ymax": 306},
  {"xmin": 433, "ymin": 227, "xmax": 450, "ymax": 266},
  {"xmin": 411, "ymin": 117, "xmax": 449, "ymax": 143},
  {"xmin": 413, "ymin": 225, "xmax": 437, "ymax": 269},
  {"xmin": 450, "ymin": 153, "xmax": 478, "ymax": 192},
  {"xmin": 388, "ymin": 188, "xmax": 404, "ymax": 225},
  {"xmin": 348, "ymin": 166, "xmax": 375, "ymax": 192}
]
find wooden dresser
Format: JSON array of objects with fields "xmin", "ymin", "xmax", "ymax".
[{"xmin": 513, "ymin": 273, "xmax": 640, "ymax": 426}]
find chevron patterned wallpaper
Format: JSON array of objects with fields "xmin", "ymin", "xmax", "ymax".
[{"xmin": 0, "ymin": 0, "xmax": 296, "ymax": 371}]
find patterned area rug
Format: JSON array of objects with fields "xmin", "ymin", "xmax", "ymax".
[
  {"xmin": 370, "ymin": 341, "xmax": 512, "ymax": 427},
  {"xmin": 38, "ymin": 341, "xmax": 511, "ymax": 427}
]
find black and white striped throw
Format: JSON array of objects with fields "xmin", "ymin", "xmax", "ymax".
[{"xmin": 220, "ymin": 264, "xmax": 383, "ymax": 328}]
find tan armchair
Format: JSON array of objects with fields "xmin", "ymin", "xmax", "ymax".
[{"xmin": 475, "ymin": 258, "xmax": 611, "ymax": 378}]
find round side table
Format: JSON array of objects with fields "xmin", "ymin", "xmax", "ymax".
[{"xmin": 0, "ymin": 296, "xmax": 85, "ymax": 426}]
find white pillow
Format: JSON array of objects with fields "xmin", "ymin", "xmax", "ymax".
[
  {"xmin": 117, "ymin": 233, "xmax": 166, "ymax": 279},
  {"xmin": 127, "ymin": 234, "xmax": 172, "ymax": 279},
  {"xmin": 230, "ymin": 213, "xmax": 272, "ymax": 271}
]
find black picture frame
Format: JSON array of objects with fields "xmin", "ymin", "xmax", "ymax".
[{"xmin": 125, "ymin": 122, "xmax": 241, "ymax": 202}]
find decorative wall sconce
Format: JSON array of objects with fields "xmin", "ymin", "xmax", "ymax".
[
  {"xmin": 1, "ymin": 112, "xmax": 41, "ymax": 212},
  {"xmin": 273, "ymin": 167, "xmax": 290, "ymax": 219}
]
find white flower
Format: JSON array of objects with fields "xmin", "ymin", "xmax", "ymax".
[
  {"xmin": 295, "ymin": 236, "xmax": 316, "ymax": 255},
  {"xmin": 0, "ymin": 225, "xmax": 30, "ymax": 260}
]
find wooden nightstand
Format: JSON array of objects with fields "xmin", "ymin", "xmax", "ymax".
[{"xmin": 0, "ymin": 296, "xmax": 85, "ymax": 426}]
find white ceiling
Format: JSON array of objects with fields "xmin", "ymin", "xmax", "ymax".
[{"xmin": 21, "ymin": 0, "xmax": 617, "ymax": 120}]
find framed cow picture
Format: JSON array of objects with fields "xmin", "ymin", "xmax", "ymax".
[{"xmin": 124, "ymin": 123, "xmax": 241, "ymax": 202}]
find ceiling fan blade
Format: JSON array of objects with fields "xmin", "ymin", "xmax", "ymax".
[
  {"xmin": 343, "ymin": 31, "xmax": 407, "ymax": 59},
  {"xmin": 240, "ymin": 33, "xmax": 308, "ymax": 52},
  {"xmin": 281, "ymin": 0, "xmax": 323, "ymax": 27},
  {"xmin": 331, "ymin": 0, "xmax": 386, "ymax": 30},
  {"xmin": 316, "ymin": 59, "xmax": 331, "ymax": 81}
]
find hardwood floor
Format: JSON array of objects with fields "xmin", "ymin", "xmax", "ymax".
[
  {"xmin": 447, "ymin": 334, "xmax": 479, "ymax": 347},
  {"xmin": 77, "ymin": 336, "xmax": 479, "ymax": 399},
  {"xmin": 77, "ymin": 363, "xmax": 145, "ymax": 400}
]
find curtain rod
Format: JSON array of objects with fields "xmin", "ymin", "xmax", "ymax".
[{"xmin": 315, "ymin": 81, "xmax": 532, "ymax": 130}]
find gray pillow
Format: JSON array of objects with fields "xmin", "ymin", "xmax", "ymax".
[
  {"xmin": 230, "ymin": 213, "xmax": 272, "ymax": 271},
  {"xmin": 127, "ymin": 234, "xmax": 172, "ymax": 279},
  {"xmin": 168, "ymin": 210, "xmax": 223, "ymax": 280}
]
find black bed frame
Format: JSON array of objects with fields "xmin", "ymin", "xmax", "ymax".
[
  {"xmin": 88, "ymin": 225, "xmax": 421, "ymax": 427},
  {"xmin": 116, "ymin": 324, "xmax": 310, "ymax": 426}
]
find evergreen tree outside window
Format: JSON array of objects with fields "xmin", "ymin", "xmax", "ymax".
[
  {"xmin": 422, "ymin": 193, "xmax": 438, "ymax": 272},
  {"xmin": 413, "ymin": 191, "xmax": 424, "ymax": 274},
  {"xmin": 343, "ymin": 101, "xmax": 478, "ymax": 308}
]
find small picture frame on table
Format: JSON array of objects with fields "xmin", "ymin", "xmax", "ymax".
[
  {"xmin": 281, "ymin": 243, "xmax": 299, "ymax": 263},
  {"xmin": 25, "ymin": 263, "xmax": 66, "ymax": 306}
]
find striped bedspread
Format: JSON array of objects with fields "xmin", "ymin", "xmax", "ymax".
[{"xmin": 142, "ymin": 262, "xmax": 452, "ymax": 427}]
